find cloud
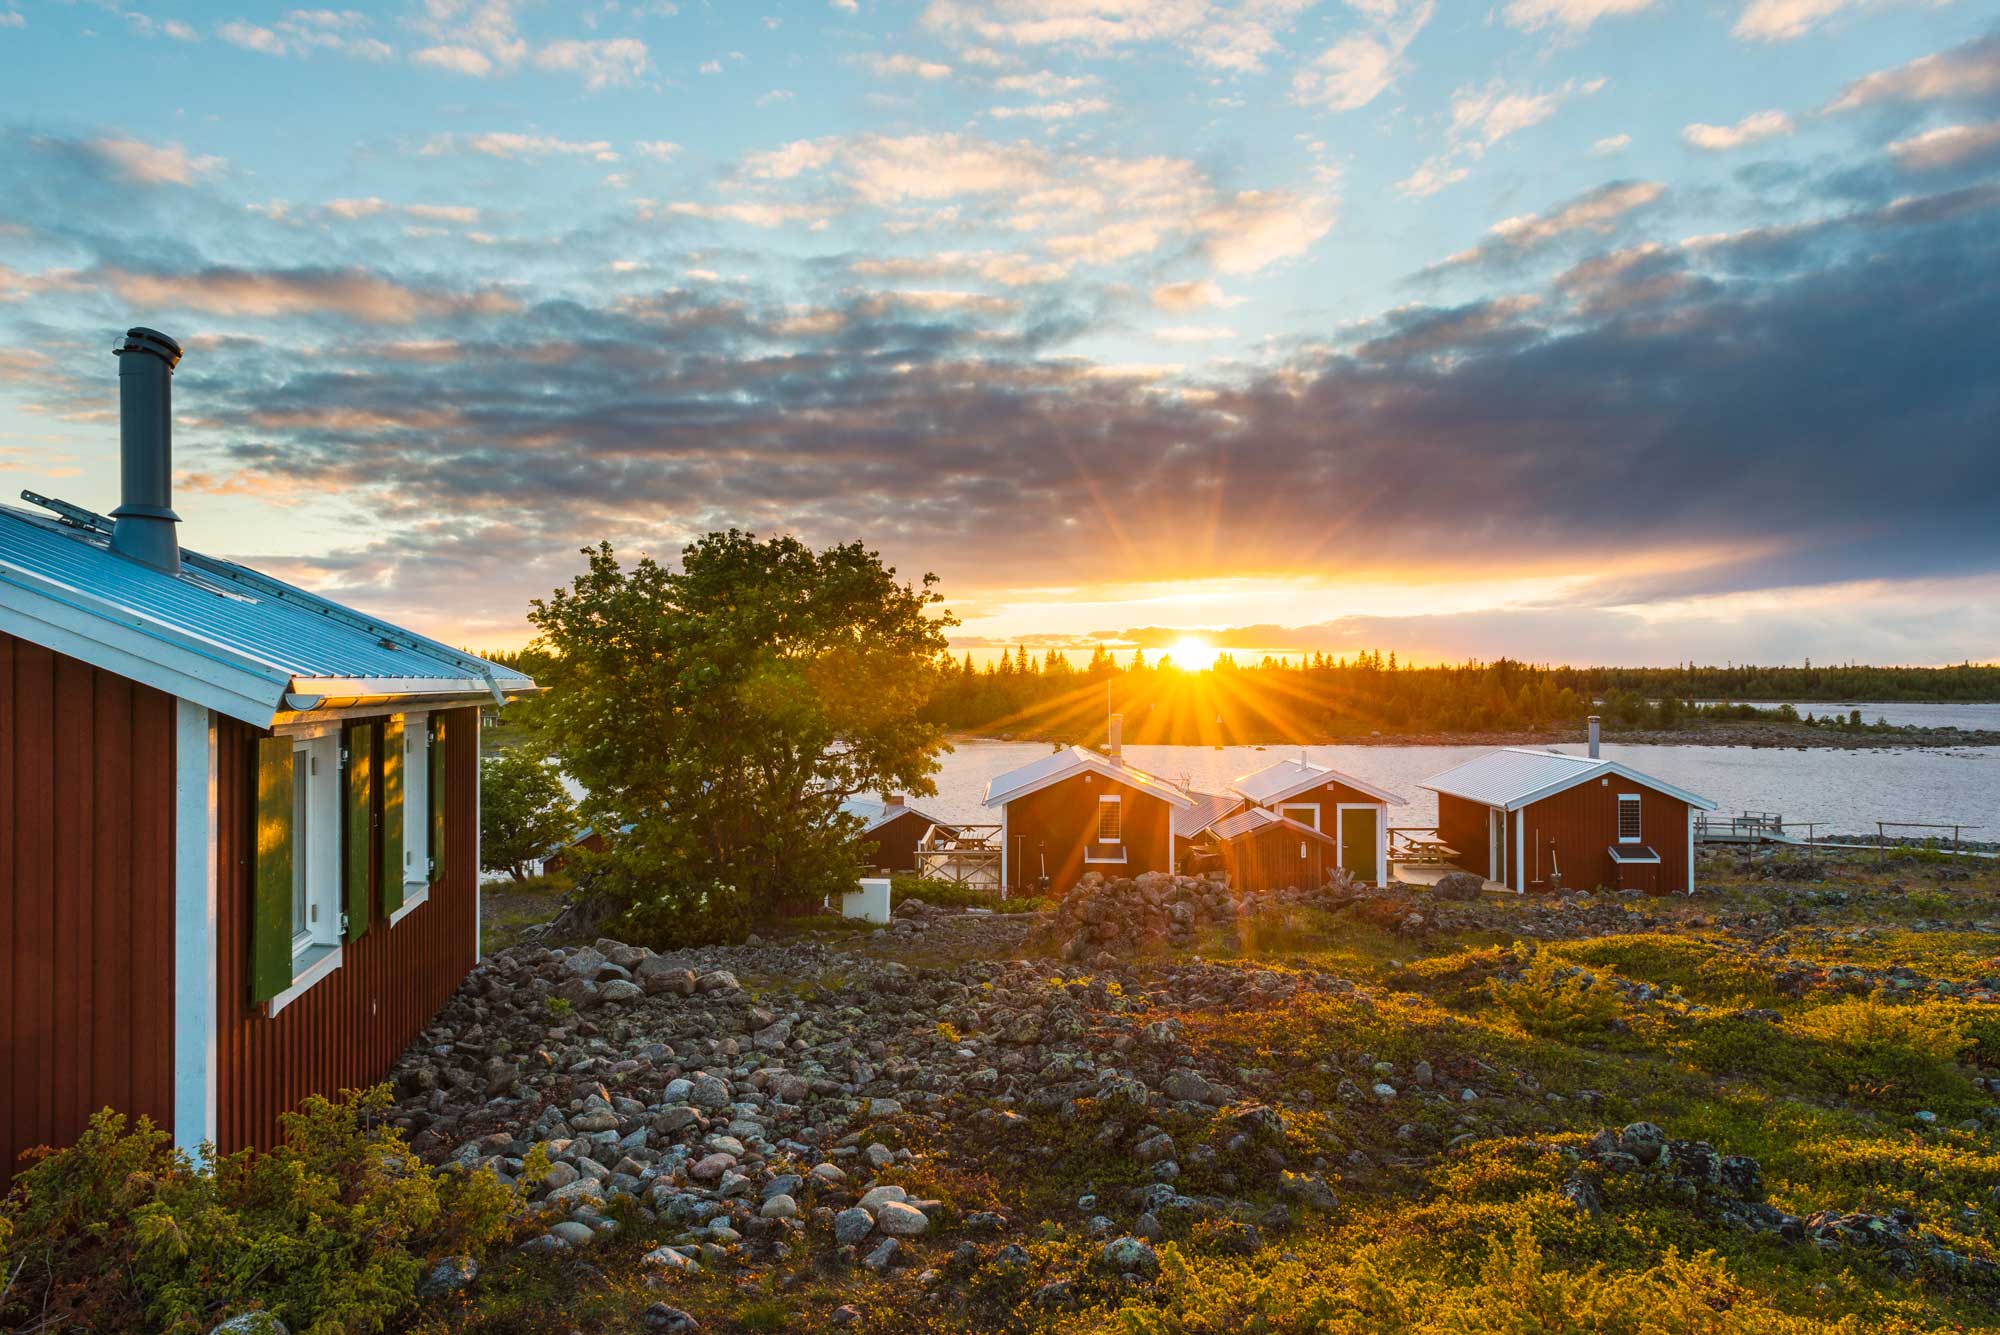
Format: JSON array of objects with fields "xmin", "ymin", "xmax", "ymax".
[
  {"xmin": 93, "ymin": 265, "xmax": 520, "ymax": 324},
  {"xmin": 1827, "ymin": 32, "xmax": 2000, "ymax": 111},
  {"xmin": 84, "ymin": 135, "xmax": 224, "ymax": 185},
  {"xmin": 1592, "ymin": 133, "xmax": 1632, "ymax": 155},
  {"xmin": 988, "ymin": 98, "xmax": 1111, "ymax": 119},
  {"xmin": 1153, "ymin": 324, "xmax": 1235, "ymax": 342},
  {"xmin": 534, "ymin": 37, "xmax": 651, "ymax": 89},
  {"xmin": 1431, "ymin": 179, "xmax": 1666, "ymax": 269},
  {"xmin": 217, "ymin": 10, "xmax": 393, "ymax": 61},
  {"xmin": 1197, "ymin": 190, "xmax": 1335, "ymax": 274},
  {"xmin": 869, "ymin": 52, "xmax": 954, "ymax": 79},
  {"xmin": 1733, "ymin": 0, "xmax": 1855, "ymax": 43},
  {"xmin": 1503, "ymin": 0, "xmax": 1656, "ymax": 33},
  {"xmin": 852, "ymin": 250, "xmax": 1071, "ymax": 285},
  {"xmin": 1681, "ymin": 109, "xmax": 1795, "ymax": 151},
  {"xmin": 1291, "ymin": 1, "xmax": 1432, "ymax": 112},
  {"xmin": 634, "ymin": 140, "xmax": 682, "ymax": 161},
  {"xmin": 1888, "ymin": 120, "xmax": 2000, "ymax": 171},
  {"xmin": 421, "ymin": 132, "xmax": 620, "ymax": 162},
  {"xmin": 323, "ymin": 199, "xmax": 482, "ymax": 224},
  {"xmin": 924, "ymin": 0, "xmax": 1318, "ymax": 74},
  {"xmin": 1398, "ymin": 75, "xmax": 1605, "ymax": 196},
  {"xmin": 1151, "ymin": 278, "xmax": 1229, "ymax": 310}
]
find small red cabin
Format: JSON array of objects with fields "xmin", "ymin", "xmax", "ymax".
[
  {"xmin": 984, "ymin": 743, "xmax": 1193, "ymax": 895},
  {"xmin": 840, "ymin": 794, "xmax": 957, "ymax": 873},
  {"xmin": 1421, "ymin": 748, "xmax": 1716, "ymax": 895},
  {"xmin": 1200, "ymin": 807, "xmax": 1338, "ymax": 893},
  {"xmin": 1229, "ymin": 757, "xmax": 1406, "ymax": 886},
  {"xmin": 0, "ymin": 329, "xmax": 533, "ymax": 1184}
]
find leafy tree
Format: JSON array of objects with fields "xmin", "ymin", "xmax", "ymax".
[
  {"xmin": 529, "ymin": 533, "xmax": 953, "ymax": 943},
  {"xmin": 479, "ymin": 746, "xmax": 578, "ymax": 882}
]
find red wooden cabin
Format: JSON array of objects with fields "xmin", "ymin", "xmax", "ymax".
[
  {"xmin": 1199, "ymin": 806, "xmax": 1338, "ymax": 893},
  {"xmin": 983, "ymin": 728, "xmax": 1193, "ymax": 895},
  {"xmin": 0, "ymin": 329, "xmax": 534, "ymax": 1184},
  {"xmin": 840, "ymin": 794, "xmax": 957, "ymax": 873},
  {"xmin": 1229, "ymin": 756, "xmax": 1406, "ymax": 886},
  {"xmin": 1421, "ymin": 746, "xmax": 1715, "ymax": 895}
]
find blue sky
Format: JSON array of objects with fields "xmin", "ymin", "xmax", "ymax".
[{"xmin": 2, "ymin": 0, "xmax": 1997, "ymax": 663}]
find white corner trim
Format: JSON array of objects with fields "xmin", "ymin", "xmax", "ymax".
[
  {"xmin": 390, "ymin": 883, "xmax": 432, "ymax": 926},
  {"xmin": 999, "ymin": 804, "xmax": 1009, "ymax": 900},
  {"xmin": 1514, "ymin": 807, "xmax": 1526, "ymax": 895},
  {"xmin": 268, "ymin": 943, "xmax": 343, "ymax": 1017},
  {"xmin": 1686, "ymin": 810, "xmax": 1696, "ymax": 896},
  {"xmin": 474, "ymin": 719, "xmax": 483, "ymax": 957},
  {"xmin": 173, "ymin": 699, "xmax": 219, "ymax": 1155}
]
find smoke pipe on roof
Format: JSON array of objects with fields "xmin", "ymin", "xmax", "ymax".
[
  {"xmin": 1588, "ymin": 715, "xmax": 1601, "ymax": 759},
  {"xmin": 1107, "ymin": 713, "xmax": 1122, "ymax": 759},
  {"xmin": 109, "ymin": 326, "xmax": 184, "ymax": 574}
]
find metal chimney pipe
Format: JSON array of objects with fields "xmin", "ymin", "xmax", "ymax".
[
  {"xmin": 1107, "ymin": 713, "xmax": 1123, "ymax": 759},
  {"xmin": 109, "ymin": 326, "xmax": 184, "ymax": 574},
  {"xmin": 1587, "ymin": 715, "xmax": 1601, "ymax": 759}
]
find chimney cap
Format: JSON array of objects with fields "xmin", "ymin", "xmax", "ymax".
[{"xmin": 116, "ymin": 327, "xmax": 183, "ymax": 368}]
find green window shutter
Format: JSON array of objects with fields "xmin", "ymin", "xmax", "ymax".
[
  {"xmin": 252, "ymin": 735, "xmax": 296, "ymax": 1005},
  {"xmin": 430, "ymin": 712, "xmax": 448, "ymax": 887},
  {"xmin": 344, "ymin": 722, "xmax": 375, "ymax": 941},
  {"xmin": 381, "ymin": 715, "xmax": 405, "ymax": 917}
]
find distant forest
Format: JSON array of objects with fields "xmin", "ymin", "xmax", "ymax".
[
  {"xmin": 916, "ymin": 650, "xmax": 2000, "ymax": 744},
  {"xmin": 477, "ymin": 644, "xmax": 1999, "ymax": 744}
]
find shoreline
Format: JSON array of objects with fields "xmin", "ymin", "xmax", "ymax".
[{"xmin": 948, "ymin": 722, "xmax": 2000, "ymax": 751}]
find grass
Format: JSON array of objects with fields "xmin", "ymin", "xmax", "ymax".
[{"xmin": 368, "ymin": 848, "xmax": 2000, "ymax": 1330}]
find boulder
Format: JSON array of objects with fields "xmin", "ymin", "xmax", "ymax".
[{"xmin": 1433, "ymin": 872, "xmax": 1484, "ymax": 901}]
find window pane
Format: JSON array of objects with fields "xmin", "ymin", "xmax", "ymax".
[
  {"xmin": 1619, "ymin": 797, "xmax": 1642, "ymax": 839},
  {"xmin": 1098, "ymin": 801, "xmax": 1121, "ymax": 842},
  {"xmin": 292, "ymin": 751, "xmax": 310, "ymax": 944}
]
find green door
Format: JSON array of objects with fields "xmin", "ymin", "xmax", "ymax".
[{"xmin": 1339, "ymin": 807, "xmax": 1379, "ymax": 884}]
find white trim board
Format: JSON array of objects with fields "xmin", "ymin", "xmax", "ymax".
[{"xmin": 172, "ymin": 699, "xmax": 219, "ymax": 1154}]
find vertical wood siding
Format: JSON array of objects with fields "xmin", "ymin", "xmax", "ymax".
[
  {"xmin": 215, "ymin": 706, "xmax": 480, "ymax": 1153},
  {"xmin": 1436, "ymin": 793, "xmax": 1497, "ymax": 880},
  {"xmin": 1214, "ymin": 825, "xmax": 1331, "ymax": 893},
  {"xmin": 1258, "ymin": 776, "xmax": 1386, "ymax": 830},
  {"xmin": 0, "ymin": 631, "xmax": 176, "ymax": 1185},
  {"xmin": 1521, "ymin": 782, "xmax": 1690, "ymax": 895},
  {"xmin": 1003, "ymin": 774, "xmax": 1174, "ymax": 895},
  {"xmin": 861, "ymin": 810, "xmax": 937, "ymax": 873}
]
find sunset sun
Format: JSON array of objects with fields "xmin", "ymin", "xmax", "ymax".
[{"xmin": 1169, "ymin": 636, "xmax": 1221, "ymax": 671}]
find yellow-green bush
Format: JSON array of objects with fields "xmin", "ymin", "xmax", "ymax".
[
  {"xmin": 0, "ymin": 1087, "xmax": 523, "ymax": 1335},
  {"xmin": 1488, "ymin": 953, "xmax": 1626, "ymax": 1037}
]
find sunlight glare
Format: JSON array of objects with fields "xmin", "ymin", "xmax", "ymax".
[{"xmin": 1169, "ymin": 636, "xmax": 1221, "ymax": 671}]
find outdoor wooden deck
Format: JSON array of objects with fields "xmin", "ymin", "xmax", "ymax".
[{"xmin": 1391, "ymin": 862, "xmax": 1512, "ymax": 894}]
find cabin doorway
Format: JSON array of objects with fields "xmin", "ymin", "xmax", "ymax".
[{"xmin": 1338, "ymin": 806, "xmax": 1379, "ymax": 884}]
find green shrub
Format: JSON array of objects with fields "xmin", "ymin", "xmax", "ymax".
[
  {"xmin": 1487, "ymin": 953, "xmax": 1625, "ymax": 1037},
  {"xmin": 890, "ymin": 873, "xmax": 1046, "ymax": 913},
  {"xmin": 0, "ymin": 1088, "xmax": 523, "ymax": 1335}
]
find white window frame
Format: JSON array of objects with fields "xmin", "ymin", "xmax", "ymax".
[
  {"xmin": 1085, "ymin": 794, "xmax": 1127, "ymax": 863},
  {"xmin": 1617, "ymin": 793, "xmax": 1643, "ymax": 844},
  {"xmin": 1279, "ymin": 802, "xmax": 1320, "ymax": 830},
  {"xmin": 393, "ymin": 710, "xmax": 433, "ymax": 925},
  {"xmin": 270, "ymin": 730, "xmax": 343, "ymax": 1016}
]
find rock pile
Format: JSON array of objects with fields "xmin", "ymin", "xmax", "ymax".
[
  {"xmin": 1569, "ymin": 1123, "xmax": 1997, "ymax": 1286},
  {"xmin": 1037, "ymin": 868, "xmax": 1375, "ymax": 962}
]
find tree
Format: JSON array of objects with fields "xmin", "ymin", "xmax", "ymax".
[
  {"xmin": 479, "ymin": 747, "xmax": 577, "ymax": 882},
  {"xmin": 528, "ymin": 533, "xmax": 954, "ymax": 943}
]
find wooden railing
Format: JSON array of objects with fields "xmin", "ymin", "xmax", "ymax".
[{"xmin": 915, "ymin": 823, "xmax": 1003, "ymax": 892}]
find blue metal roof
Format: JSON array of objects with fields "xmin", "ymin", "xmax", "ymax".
[{"xmin": 0, "ymin": 498, "xmax": 534, "ymax": 725}]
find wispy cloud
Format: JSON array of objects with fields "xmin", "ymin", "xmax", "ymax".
[
  {"xmin": 420, "ymin": 132, "xmax": 620, "ymax": 162},
  {"xmin": 84, "ymin": 135, "xmax": 224, "ymax": 185},
  {"xmin": 1291, "ymin": 0, "xmax": 1432, "ymax": 112},
  {"xmin": 1503, "ymin": 0, "xmax": 1657, "ymax": 34},
  {"xmin": 1826, "ymin": 32, "xmax": 2000, "ymax": 111},
  {"xmin": 1681, "ymin": 109, "xmax": 1795, "ymax": 151}
]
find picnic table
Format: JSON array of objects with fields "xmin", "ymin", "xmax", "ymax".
[{"xmin": 1395, "ymin": 836, "xmax": 1460, "ymax": 863}]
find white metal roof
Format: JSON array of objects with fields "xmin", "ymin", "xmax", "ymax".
[
  {"xmin": 1174, "ymin": 790, "xmax": 1240, "ymax": 839},
  {"xmin": 0, "ymin": 499, "xmax": 535, "ymax": 727},
  {"xmin": 839, "ymin": 795, "xmax": 955, "ymax": 834},
  {"xmin": 1231, "ymin": 757, "xmax": 1407, "ymax": 807},
  {"xmin": 1420, "ymin": 747, "xmax": 1718, "ymax": 813},
  {"xmin": 1207, "ymin": 805, "xmax": 1336, "ymax": 844},
  {"xmin": 982, "ymin": 745, "xmax": 1195, "ymax": 809}
]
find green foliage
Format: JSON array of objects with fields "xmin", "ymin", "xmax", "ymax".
[
  {"xmin": 0, "ymin": 1089, "xmax": 522, "ymax": 1335},
  {"xmin": 1487, "ymin": 952, "xmax": 1626, "ymax": 1037},
  {"xmin": 478, "ymin": 746, "xmax": 577, "ymax": 882},
  {"xmin": 889, "ymin": 873, "xmax": 1047, "ymax": 914},
  {"xmin": 528, "ymin": 533, "xmax": 955, "ymax": 943}
]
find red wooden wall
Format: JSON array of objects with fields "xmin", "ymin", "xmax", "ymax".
[
  {"xmin": 0, "ymin": 632, "xmax": 177, "ymax": 1185},
  {"xmin": 1256, "ymin": 775, "xmax": 1383, "ymax": 828},
  {"xmin": 1004, "ymin": 772, "xmax": 1175, "ymax": 895},
  {"xmin": 1520, "ymin": 781, "xmax": 1690, "ymax": 895},
  {"xmin": 1436, "ymin": 792, "xmax": 1499, "ymax": 880},
  {"xmin": 1215, "ymin": 824, "xmax": 1331, "ymax": 893},
  {"xmin": 215, "ymin": 706, "xmax": 480, "ymax": 1152}
]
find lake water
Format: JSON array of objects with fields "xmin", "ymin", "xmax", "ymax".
[{"xmin": 924, "ymin": 736, "xmax": 1999, "ymax": 839}]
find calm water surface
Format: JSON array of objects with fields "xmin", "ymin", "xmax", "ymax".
[{"xmin": 925, "ymin": 737, "xmax": 1998, "ymax": 838}]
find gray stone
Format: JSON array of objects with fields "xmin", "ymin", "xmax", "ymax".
[
  {"xmin": 863, "ymin": 1237, "xmax": 901, "ymax": 1272},
  {"xmin": 598, "ymin": 979, "xmax": 644, "ymax": 1004},
  {"xmin": 641, "ymin": 1304, "xmax": 701, "ymax": 1334},
  {"xmin": 210, "ymin": 1316, "xmax": 289, "ymax": 1335},
  {"xmin": 1100, "ymin": 1235, "xmax": 1159, "ymax": 1276},
  {"xmin": 1620, "ymin": 1122, "xmax": 1667, "ymax": 1165},
  {"xmin": 874, "ymin": 1200, "xmax": 930, "ymax": 1236},
  {"xmin": 1433, "ymin": 872, "xmax": 1484, "ymax": 901},
  {"xmin": 418, "ymin": 1255, "xmax": 479, "ymax": 1300},
  {"xmin": 858, "ymin": 1184, "xmax": 908, "ymax": 1211},
  {"xmin": 549, "ymin": 1220, "xmax": 597, "ymax": 1247},
  {"xmin": 761, "ymin": 1192, "xmax": 799, "ymax": 1219},
  {"xmin": 834, "ymin": 1206, "xmax": 875, "ymax": 1245},
  {"xmin": 643, "ymin": 1244, "xmax": 700, "ymax": 1274}
]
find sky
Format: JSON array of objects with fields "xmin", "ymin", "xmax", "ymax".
[{"xmin": 0, "ymin": 0, "xmax": 1996, "ymax": 666}]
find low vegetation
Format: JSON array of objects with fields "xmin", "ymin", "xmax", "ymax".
[{"xmin": 10, "ymin": 848, "xmax": 1995, "ymax": 1333}]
